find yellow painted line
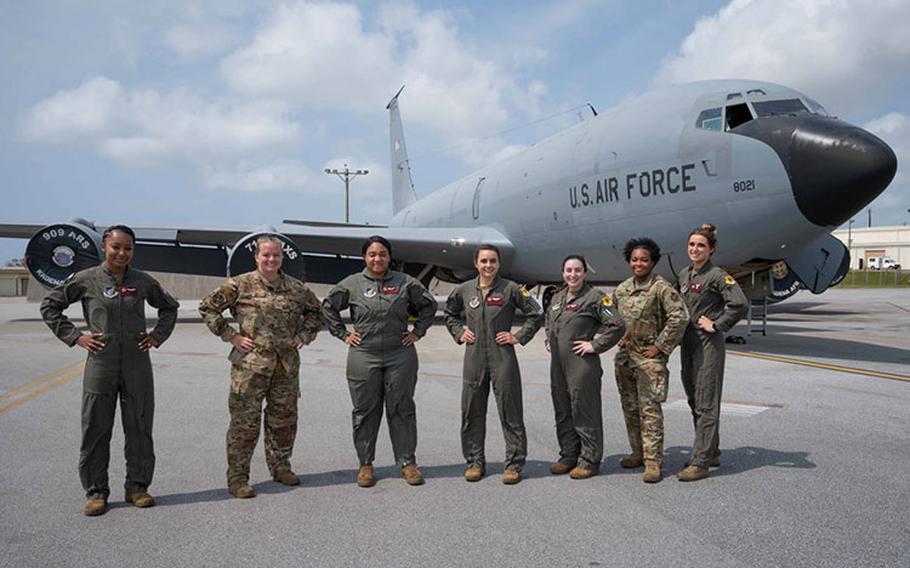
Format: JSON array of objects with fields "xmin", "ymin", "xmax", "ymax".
[
  {"xmin": 729, "ymin": 350, "xmax": 910, "ymax": 383},
  {"xmin": 0, "ymin": 363, "xmax": 85, "ymax": 416},
  {"xmin": 0, "ymin": 360, "xmax": 84, "ymax": 402}
]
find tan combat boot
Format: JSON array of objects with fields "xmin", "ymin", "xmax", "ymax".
[
  {"xmin": 619, "ymin": 452, "xmax": 644, "ymax": 468},
  {"xmin": 549, "ymin": 462, "xmax": 575, "ymax": 475},
  {"xmin": 229, "ymin": 482, "xmax": 256, "ymax": 498},
  {"xmin": 125, "ymin": 491, "xmax": 156, "ymax": 508},
  {"xmin": 356, "ymin": 464, "xmax": 376, "ymax": 488},
  {"xmin": 402, "ymin": 463, "xmax": 425, "ymax": 486},
  {"xmin": 642, "ymin": 462, "xmax": 662, "ymax": 483},
  {"xmin": 502, "ymin": 468, "xmax": 522, "ymax": 485},
  {"xmin": 273, "ymin": 470, "xmax": 300, "ymax": 486},
  {"xmin": 677, "ymin": 465, "xmax": 709, "ymax": 482},
  {"xmin": 569, "ymin": 466, "xmax": 598, "ymax": 480},
  {"xmin": 83, "ymin": 498, "xmax": 107, "ymax": 517},
  {"xmin": 464, "ymin": 464, "xmax": 485, "ymax": 482}
]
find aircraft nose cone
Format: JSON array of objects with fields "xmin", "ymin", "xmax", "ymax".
[{"xmin": 733, "ymin": 116, "xmax": 897, "ymax": 227}]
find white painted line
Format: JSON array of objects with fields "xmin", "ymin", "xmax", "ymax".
[{"xmin": 663, "ymin": 400, "xmax": 769, "ymax": 416}]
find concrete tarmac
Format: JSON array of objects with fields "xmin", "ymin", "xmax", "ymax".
[{"xmin": 0, "ymin": 288, "xmax": 908, "ymax": 567}]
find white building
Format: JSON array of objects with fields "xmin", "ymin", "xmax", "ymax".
[{"xmin": 830, "ymin": 225, "xmax": 910, "ymax": 270}]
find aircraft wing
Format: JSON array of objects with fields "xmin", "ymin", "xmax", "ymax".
[{"xmin": 0, "ymin": 220, "xmax": 514, "ymax": 285}]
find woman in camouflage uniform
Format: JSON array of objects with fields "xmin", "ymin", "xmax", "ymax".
[
  {"xmin": 199, "ymin": 236, "xmax": 324, "ymax": 499},
  {"xmin": 322, "ymin": 236, "xmax": 437, "ymax": 488},
  {"xmin": 613, "ymin": 238, "xmax": 689, "ymax": 483},
  {"xmin": 545, "ymin": 255, "xmax": 625, "ymax": 479}
]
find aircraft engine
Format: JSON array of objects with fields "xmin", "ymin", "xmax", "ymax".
[
  {"xmin": 25, "ymin": 220, "xmax": 103, "ymax": 289},
  {"xmin": 227, "ymin": 230, "xmax": 306, "ymax": 280}
]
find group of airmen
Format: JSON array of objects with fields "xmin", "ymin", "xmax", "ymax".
[{"xmin": 39, "ymin": 223, "xmax": 747, "ymax": 517}]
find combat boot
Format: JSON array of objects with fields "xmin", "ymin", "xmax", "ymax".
[
  {"xmin": 464, "ymin": 464, "xmax": 485, "ymax": 482},
  {"xmin": 642, "ymin": 462, "xmax": 662, "ymax": 483},
  {"xmin": 83, "ymin": 498, "xmax": 107, "ymax": 517},
  {"xmin": 357, "ymin": 464, "xmax": 376, "ymax": 488},
  {"xmin": 619, "ymin": 452, "xmax": 644, "ymax": 468},
  {"xmin": 273, "ymin": 470, "xmax": 300, "ymax": 486},
  {"xmin": 549, "ymin": 462, "xmax": 575, "ymax": 475},
  {"xmin": 402, "ymin": 463, "xmax": 425, "ymax": 486},
  {"xmin": 228, "ymin": 482, "xmax": 256, "ymax": 498},
  {"xmin": 676, "ymin": 465, "xmax": 709, "ymax": 482},
  {"xmin": 125, "ymin": 491, "xmax": 156, "ymax": 508},
  {"xmin": 709, "ymin": 456, "xmax": 721, "ymax": 468},
  {"xmin": 502, "ymin": 468, "xmax": 522, "ymax": 485},
  {"xmin": 569, "ymin": 466, "xmax": 598, "ymax": 480}
]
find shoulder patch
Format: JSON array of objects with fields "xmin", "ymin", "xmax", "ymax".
[
  {"xmin": 601, "ymin": 296, "xmax": 612, "ymax": 307},
  {"xmin": 723, "ymin": 275, "xmax": 736, "ymax": 286},
  {"xmin": 520, "ymin": 287, "xmax": 530, "ymax": 297}
]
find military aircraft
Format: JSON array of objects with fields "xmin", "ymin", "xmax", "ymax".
[{"xmin": 0, "ymin": 79, "xmax": 897, "ymax": 302}]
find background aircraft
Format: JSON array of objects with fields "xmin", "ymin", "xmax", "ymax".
[{"xmin": 0, "ymin": 80, "xmax": 896, "ymax": 302}]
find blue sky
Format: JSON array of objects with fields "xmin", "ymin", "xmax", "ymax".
[{"xmin": 2, "ymin": 0, "xmax": 909, "ymax": 263}]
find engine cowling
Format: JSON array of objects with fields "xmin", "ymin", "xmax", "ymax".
[
  {"xmin": 227, "ymin": 230, "xmax": 306, "ymax": 280},
  {"xmin": 25, "ymin": 220, "xmax": 103, "ymax": 289}
]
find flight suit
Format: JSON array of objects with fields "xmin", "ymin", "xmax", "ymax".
[
  {"xmin": 322, "ymin": 269, "xmax": 436, "ymax": 467},
  {"xmin": 40, "ymin": 265, "xmax": 179, "ymax": 500},
  {"xmin": 545, "ymin": 284, "xmax": 625, "ymax": 471},
  {"xmin": 199, "ymin": 271, "xmax": 323, "ymax": 486},
  {"xmin": 676, "ymin": 260, "xmax": 747, "ymax": 468},
  {"xmin": 444, "ymin": 277, "xmax": 543, "ymax": 471},
  {"xmin": 613, "ymin": 274, "xmax": 689, "ymax": 466}
]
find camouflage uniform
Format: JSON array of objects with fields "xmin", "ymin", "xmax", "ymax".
[
  {"xmin": 676, "ymin": 260, "xmax": 747, "ymax": 469},
  {"xmin": 40, "ymin": 265, "xmax": 179, "ymax": 500},
  {"xmin": 545, "ymin": 284, "xmax": 625, "ymax": 471},
  {"xmin": 199, "ymin": 271, "xmax": 323, "ymax": 486},
  {"xmin": 322, "ymin": 269, "xmax": 436, "ymax": 467},
  {"xmin": 613, "ymin": 274, "xmax": 689, "ymax": 466},
  {"xmin": 444, "ymin": 277, "xmax": 543, "ymax": 472}
]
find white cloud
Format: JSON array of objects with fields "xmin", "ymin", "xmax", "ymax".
[
  {"xmin": 23, "ymin": 76, "xmax": 300, "ymax": 163},
  {"xmin": 221, "ymin": 1, "xmax": 545, "ymax": 147},
  {"xmin": 203, "ymin": 160, "xmax": 317, "ymax": 192},
  {"xmin": 864, "ymin": 113, "xmax": 910, "ymax": 226},
  {"xmin": 21, "ymin": 76, "xmax": 123, "ymax": 141},
  {"xmin": 655, "ymin": 0, "xmax": 910, "ymax": 115}
]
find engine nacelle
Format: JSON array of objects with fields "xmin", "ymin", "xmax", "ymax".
[
  {"xmin": 227, "ymin": 230, "xmax": 306, "ymax": 280},
  {"xmin": 26, "ymin": 221, "xmax": 103, "ymax": 289}
]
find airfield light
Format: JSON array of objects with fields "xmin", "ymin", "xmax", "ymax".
[{"xmin": 324, "ymin": 164, "xmax": 369, "ymax": 224}]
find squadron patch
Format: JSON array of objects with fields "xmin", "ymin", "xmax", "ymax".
[
  {"xmin": 723, "ymin": 275, "xmax": 736, "ymax": 286},
  {"xmin": 103, "ymin": 287, "xmax": 119, "ymax": 298},
  {"xmin": 363, "ymin": 287, "xmax": 377, "ymax": 298},
  {"xmin": 565, "ymin": 303, "xmax": 579, "ymax": 312},
  {"xmin": 120, "ymin": 287, "xmax": 138, "ymax": 297},
  {"xmin": 520, "ymin": 287, "xmax": 530, "ymax": 297},
  {"xmin": 689, "ymin": 282, "xmax": 704, "ymax": 293},
  {"xmin": 468, "ymin": 296, "xmax": 481, "ymax": 309},
  {"xmin": 486, "ymin": 295, "xmax": 504, "ymax": 306},
  {"xmin": 601, "ymin": 296, "xmax": 612, "ymax": 307},
  {"xmin": 381, "ymin": 285, "xmax": 399, "ymax": 295}
]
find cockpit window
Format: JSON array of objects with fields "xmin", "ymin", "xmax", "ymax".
[
  {"xmin": 746, "ymin": 89, "xmax": 767, "ymax": 96},
  {"xmin": 696, "ymin": 107, "xmax": 723, "ymax": 131},
  {"xmin": 726, "ymin": 92, "xmax": 743, "ymax": 101},
  {"xmin": 803, "ymin": 97, "xmax": 829, "ymax": 116},
  {"xmin": 752, "ymin": 98, "xmax": 810, "ymax": 117},
  {"xmin": 725, "ymin": 103, "xmax": 754, "ymax": 130}
]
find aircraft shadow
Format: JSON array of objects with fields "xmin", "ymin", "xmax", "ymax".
[{"xmin": 731, "ymin": 324, "xmax": 910, "ymax": 367}]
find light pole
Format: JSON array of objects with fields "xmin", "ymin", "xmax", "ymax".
[
  {"xmin": 848, "ymin": 218, "xmax": 855, "ymax": 269},
  {"xmin": 324, "ymin": 164, "xmax": 369, "ymax": 224}
]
